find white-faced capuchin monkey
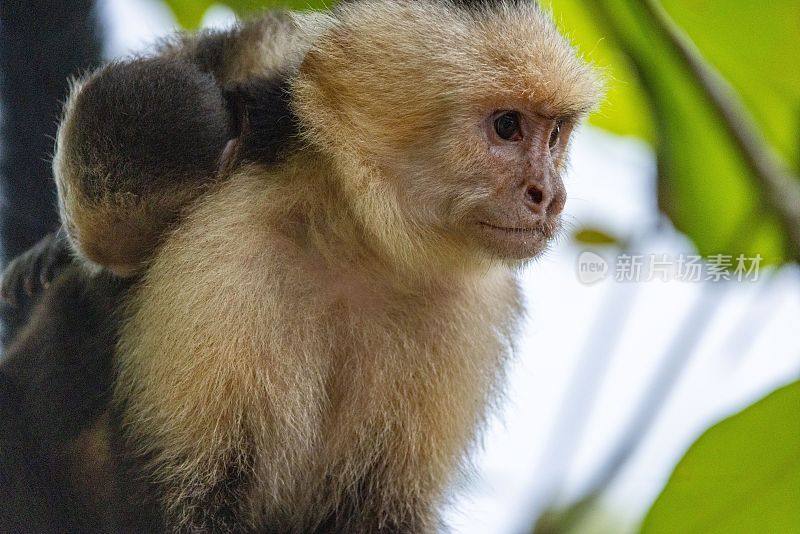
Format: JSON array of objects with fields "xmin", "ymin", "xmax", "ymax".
[{"xmin": 0, "ymin": 0, "xmax": 602, "ymax": 531}]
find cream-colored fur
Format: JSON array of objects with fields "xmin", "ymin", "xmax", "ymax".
[{"xmin": 115, "ymin": 160, "xmax": 522, "ymax": 530}]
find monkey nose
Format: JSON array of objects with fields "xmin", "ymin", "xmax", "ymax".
[
  {"xmin": 524, "ymin": 183, "xmax": 550, "ymax": 214},
  {"xmin": 526, "ymin": 185, "xmax": 544, "ymax": 206},
  {"xmin": 524, "ymin": 182, "xmax": 566, "ymax": 217}
]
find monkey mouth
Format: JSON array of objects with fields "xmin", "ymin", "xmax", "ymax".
[
  {"xmin": 477, "ymin": 220, "xmax": 560, "ymax": 240},
  {"xmin": 473, "ymin": 218, "xmax": 560, "ymax": 259},
  {"xmin": 478, "ymin": 222, "xmax": 542, "ymax": 234}
]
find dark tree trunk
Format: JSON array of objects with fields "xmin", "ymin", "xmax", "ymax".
[
  {"xmin": 0, "ymin": 0, "xmax": 103, "ymax": 265},
  {"xmin": 0, "ymin": 0, "xmax": 103, "ymax": 343}
]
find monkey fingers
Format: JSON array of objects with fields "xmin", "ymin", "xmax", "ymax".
[{"xmin": 0, "ymin": 228, "xmax": 72, "ymax": 308}]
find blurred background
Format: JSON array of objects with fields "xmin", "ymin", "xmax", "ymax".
[{"xmin": 1, "ymin": 1, "xmax": 798, "ymax": 532}]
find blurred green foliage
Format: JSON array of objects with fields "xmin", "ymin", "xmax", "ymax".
[
  {"xmin": 572, "ymin": 227, "xmax": 621, "ymax": 247},
  {"xmin": 163, "ymin": 0, "xmax": 326, "ymax": 28},
  {"xmin": 551, "ymin": 1, "xmax": 800, "ymax": 168},
  {"xmin": 549, "ymin": 0, "xmax": 800, "ymax": 265},
  {"xmin": 642, "ymin": 380, "xmax": 800, "ymax": 534}
]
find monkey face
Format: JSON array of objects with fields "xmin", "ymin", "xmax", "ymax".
[
  {"xmin": 385, "ymin": 102, "xmax": 577, "ymax": 262},
  {"xmin": 455, "ymin": 106, "xmax": 575, "ymax": 260},
  {"xmin": 293, "ymin": 0, "xmax": 603, "ymax": 266}
]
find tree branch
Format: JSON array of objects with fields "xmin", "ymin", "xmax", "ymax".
[{"xmin": 642, "ymin": 0, "xmax": 800, "ymax": 261}]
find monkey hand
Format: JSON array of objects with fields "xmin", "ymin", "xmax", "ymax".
[{"xmin": 0, "ymin": 228, "xmax": 72, "ymax": 308}]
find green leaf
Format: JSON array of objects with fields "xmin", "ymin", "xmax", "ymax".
[
  {"xmin": 162, "ymin": 0, "xmax": 330, "ymax": 29},
  {"xmin": 222, "ymin": 0, "xmax": 330, "ymax": 17},
  {"xmin": 549, "ymin": 0, "xmax": 795, "ymax": 265},
  {"xmin": 162, "ymin": 0, "xmax": 214, "ymax": 29},
  {"xmin": 641, "ymin": 380, "xmax": 800, "ymax": 534},
  {"xmin": 663, "ymin": 0, "xmax": 800, "ymax": 172},
  {"xmin": 572, "ymin": 227, "xmax": 622, "ymax": 247}
]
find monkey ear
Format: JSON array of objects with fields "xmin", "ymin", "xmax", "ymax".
[{"xmin": 222, "ymin": 73, "xmax": 299, "ymax": 166}]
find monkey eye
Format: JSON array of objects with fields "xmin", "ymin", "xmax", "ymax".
[
  {"xmin": 548, "ymin": 120, "xmax": 563, "ymax": 150},
  {"xmin": 494, "ymin": 111, "xmax": 522, "ymax": 141}
]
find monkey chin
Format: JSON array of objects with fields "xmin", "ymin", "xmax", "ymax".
[{"xmin": 471, "ymin": 217, "xmax": 560, "ymax": 261}]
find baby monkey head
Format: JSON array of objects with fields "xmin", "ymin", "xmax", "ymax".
[{"xmin": 294, "ymin": 0, "xmax": 603, "ymax": 265}]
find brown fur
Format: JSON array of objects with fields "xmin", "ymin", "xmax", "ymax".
[
  {"xmin": 50, "ymin": 0, "xmax": 602, "ymax": 530},
  {"xmin": 66, "ymin": 414, "xmax": 117, "ymax": 525}
]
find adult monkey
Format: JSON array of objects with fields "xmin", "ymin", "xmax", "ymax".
[{"xmin": 0, "ymin": 0, "xmax": 602, "ymax": 531}]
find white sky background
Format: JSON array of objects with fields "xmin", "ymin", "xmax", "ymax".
[{"xmin": 97, "ymin": 1, "xmax": 800, "ymax": 532}]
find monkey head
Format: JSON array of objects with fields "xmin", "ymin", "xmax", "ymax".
[{"xmin": 294, "ymin": 0, "xmax": 603, "ymax": 268}]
